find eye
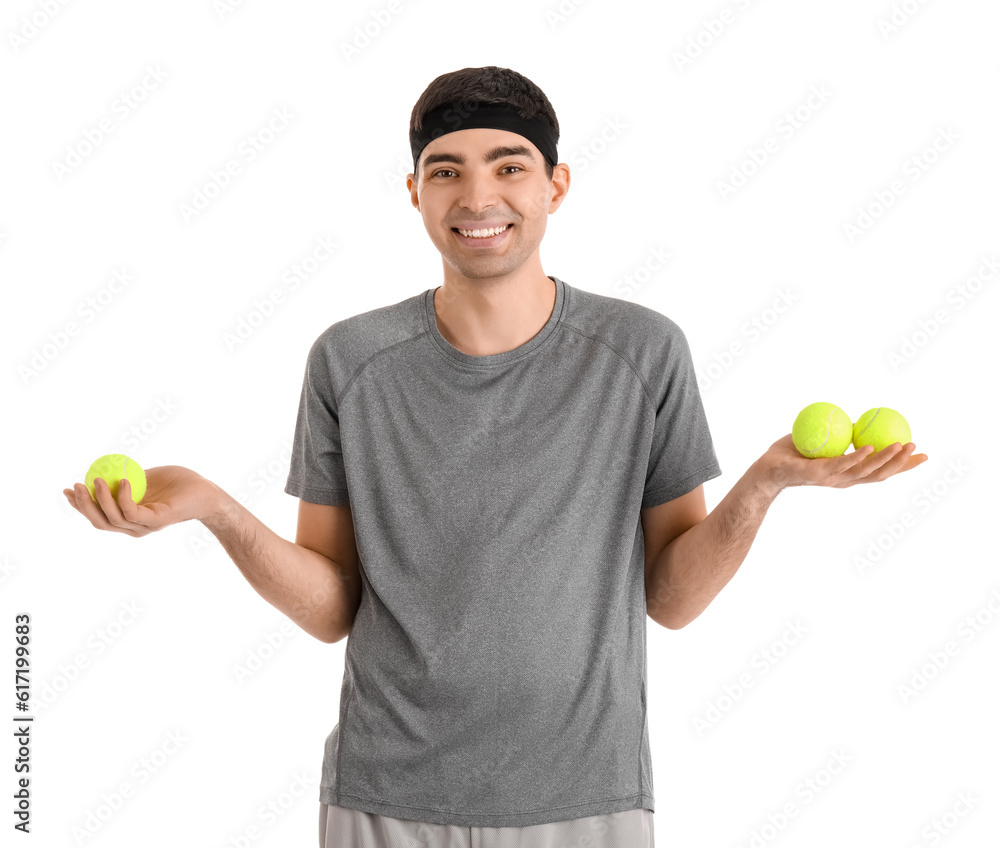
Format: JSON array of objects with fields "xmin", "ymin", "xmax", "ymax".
[{"xmin": 431, "ymin": 165, "xmax": 524, "ymax": 178}]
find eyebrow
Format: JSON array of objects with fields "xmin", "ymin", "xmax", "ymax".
[{"xmin": 422, "ymin": 144, "xmax": 536, "ymax": 173}]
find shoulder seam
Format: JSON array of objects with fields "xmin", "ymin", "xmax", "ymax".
[
  {"xmin": 334, "ymin": 329, "xmax": 433, "ymax": 407},
  {"xmin": 559, "ymin": 321, "xmax": 657, "ymax": 411}
]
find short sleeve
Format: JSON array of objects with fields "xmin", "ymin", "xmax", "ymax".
[
  {"xmin": 642, "ymin": 321, "xmax": 722, "ymax": 509},
  {"xmin": 284, "ymin": 335, "xmax": 351, "ymax": 506}
]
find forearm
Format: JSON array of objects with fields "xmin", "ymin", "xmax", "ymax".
[
  {"xmin": 201, "ymin": 487, "xmax": 359, "ymax": 643},
  {"xmin": 647, "ymin": 459, "xmax": 782, "ymax": 629}
]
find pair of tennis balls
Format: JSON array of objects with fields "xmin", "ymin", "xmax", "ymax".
[
  {"xmin": 85, "ymin": 454, "xmax": 147, "ymax": 503},
  {"xmin": 792, "ymin": 403, "xmax": 912, "ymax": 458}
]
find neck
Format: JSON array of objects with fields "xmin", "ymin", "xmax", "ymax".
[{"xmin": 433, "ymin": 266, "xmax": 556, "ymax": 357}]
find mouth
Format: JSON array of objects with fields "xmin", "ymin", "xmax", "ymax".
[{"xmin": 451, "ymin": 223, "xmax": 513, "ymax": 247}]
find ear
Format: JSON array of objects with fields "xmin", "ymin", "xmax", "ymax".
[
  {"xmin": 407, "ymin": 173, "xmax": 419, "ymax": 210},
  {"xmin": 547, "ymin": 162, "xmax": 571, "ymax": 214}
]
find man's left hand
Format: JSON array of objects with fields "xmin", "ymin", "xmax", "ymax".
[{"xmin": 760, "ymin": 434, "xmax": 928, "ymax": 491}]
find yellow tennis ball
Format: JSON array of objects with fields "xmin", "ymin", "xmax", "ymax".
[
  {"xmin": 852, "ymin": 408, "xmax": 911, "ymax": 452},
  {"xmin": 792, "ymin": 402, "xmax": 854, "ymax": 458},
  {"xmin": 85, "ymin": 454, "xmax": 147, "ymax": 503}
]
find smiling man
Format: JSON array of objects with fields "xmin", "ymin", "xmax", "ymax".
[
  {"xmin": 412, "ymin": 106, "xmax": 568, "ymax": 358},
  {"xmin": 64, "ymin": 65, "xmax": 927, "ymax": 848},
  {"xmin": 290, "ymin": 66, "xmax": 924, "ymax": 847}
]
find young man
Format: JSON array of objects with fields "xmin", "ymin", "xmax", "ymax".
[{"xmin": 65, "ymin": 66, "xmax": 926, "ymax": 848}]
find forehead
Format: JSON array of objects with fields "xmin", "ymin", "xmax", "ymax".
[{"xmin": 421, "ymin": 127, "xmax": 539, "ymax": 161}]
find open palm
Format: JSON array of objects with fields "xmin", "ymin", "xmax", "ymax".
[
  {"xmin": 764, "ymin": 433, "xmax": 928, "ymax": 490},
  {"xmin": 63, "ymin": 465, "xmax": 221, "ymax": 536}
]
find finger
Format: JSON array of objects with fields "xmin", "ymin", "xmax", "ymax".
[
  {"xmin": 93, "ymin": 476, "xmax": 125, "ymax": 521},
  {"xmin": 820, "ymin": 444, "xmax": 901, "ymax": 487},
  {"xmin": 864, "ymin": 442, "xmax": 908, "ymax": 470},
  {"xmin": 871, "ymin": 444, "xmax": 929, "ymax": 478},
  {"xmin": 809, "ymin": 444, "xmax": 875, "ymax": 480},
  {"xmin": 115, "ymin": 477, "xmax": 150, "ymax": 526},
  {"xmin": 64, "ymin": 489, "xmax": 88, "ymax": 514},
  {"xmin": 890, "ymin": 444, "xmax": 928, "ymax": 465},
  {"xmin": 835, "ymin": 443, "xmax": 923, "ymax": 487},
  {"xmin": 100, "ymin": 480, "xmax": 149, "ymax": 538},
  {"xmin": 73, "ymin": 480, "xmax": 148, "ymax": 537},
  {"xmin": 92, "ymin": 477, "xmax": 144, "ymax": 532},
  {"xmin": 854, "ymin": 443, "xmax": 914, "ymax": 483},
  {"xmin": 69, "ymin": 481, "xmax": 121, "ymax": 532},
  {"xmin": 842, "ymin": 445, "xmax": 876, "ymax": 466}
]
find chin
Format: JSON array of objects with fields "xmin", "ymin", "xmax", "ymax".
[{"xmin": 448, "ymin": 255, "xmax": 527, "ymax": 279}]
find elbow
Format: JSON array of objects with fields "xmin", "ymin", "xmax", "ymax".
[
  {"xmin": 315, "ymin": 599, "xmax": 360, "ymax": 644},
  {"xmin": 648, "ymin": 607, "xmax": 696, "ymax": 631},
  {"xmin": 324, "ymin": 627, "xmax": 351, "ymax": 645},
  {"xmin": 647, "ymin": 587, "xmax": 691, "ymax": 630},
  {"xmin": 312, "ymin": 623, "xmax": 351, "ymax": 644}
]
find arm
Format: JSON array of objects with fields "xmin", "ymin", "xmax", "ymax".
[
  {"xmin": 65, "ymin": 465, "xmax": 362, "ymax": 644},
  {"xmin": 644, "ymin": 462, "xmax": 780, "ymax": 630},
  {"xmin": 203, "ymin": 491, "xmax": 362, "ymax": 644},
  {"xmin": 643, "ymin": 434, "xmax": 928, "ymax": 631}
]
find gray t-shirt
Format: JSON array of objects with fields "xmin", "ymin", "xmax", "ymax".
[{"xmin": 284, "ymin": 275, "xmax": 721, "ymax": 828}]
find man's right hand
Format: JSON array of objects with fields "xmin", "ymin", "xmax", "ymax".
[{"xmin": 63, "ymin": 466, "xmax": 223, "ymax": 537}]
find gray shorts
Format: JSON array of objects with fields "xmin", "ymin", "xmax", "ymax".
[{"xmin": 319, "ymin": 803, "xmax": 654, "ymax": 847}]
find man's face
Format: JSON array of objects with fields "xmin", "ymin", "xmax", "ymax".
[{"xmin": 407, "ymin": 127, "xmax": 568, "ymax": 283}]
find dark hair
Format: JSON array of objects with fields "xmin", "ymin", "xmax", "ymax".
[{"xmin": 410, "ymin": 66, "xmax": 559, "ymax": 181}]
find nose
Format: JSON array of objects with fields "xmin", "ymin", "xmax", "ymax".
[{"xmin": 457, "ymin": 169, "xmax": 502, "ymax": 213}]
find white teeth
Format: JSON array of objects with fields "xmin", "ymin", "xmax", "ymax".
[{"xmin": 458, "ymin": 225, "xmax": 509, "ymax": 238}]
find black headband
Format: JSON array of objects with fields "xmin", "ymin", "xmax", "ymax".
[{"xmin": 410, "ymin": 102, "xmax": 559, "ymax": 174}]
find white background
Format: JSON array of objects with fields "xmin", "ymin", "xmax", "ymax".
[{"xmin": 2, "ymin": 0, "xmax": 998, "ymax": 846}]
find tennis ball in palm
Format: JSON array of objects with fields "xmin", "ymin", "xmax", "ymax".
[
  {"xmin": 85, "ymin": 454, "xmax": 146, "ymax": 503},
  {"xmin": 792, "ymin": 402, "xmax": 854, "ymax": 458},
  {"xmin": 852, "ymin": 408, "xmax": 911, "ymax": 452}
]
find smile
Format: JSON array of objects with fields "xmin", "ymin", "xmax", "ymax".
[
  {"xmin": 451, "ymin": 224, "xmax": 513, "ymax": 247},
  {"xmin": 455, "ymin": 224, "xmax": 510, "ymax": 238}
]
